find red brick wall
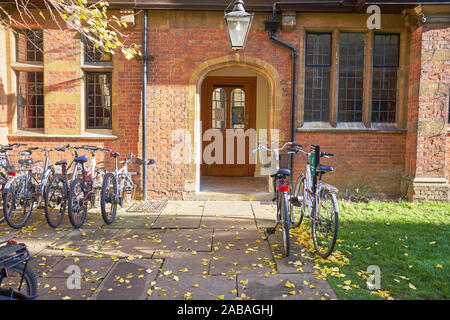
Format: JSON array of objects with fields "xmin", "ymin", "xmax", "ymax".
[
  {"xmin": 145, "ymin": 16, "xmax": 409, "ymax": 197},
  {"xmin": 145, "ymin": 23, "xmax": 298, "ymax": 198},
  {"xmin": 0, "ymin": 31, "xmax": 8, "ymax": 138},
  {"xmin": 48, "ymin": 104, "xmax": 77, "ymax": 129},
  {"xmin": 406, "ymin": 25, "xmax": 450, "ymax": 182},
  {"xmin": 2, "ymin": 12, "xmax": 448, "ymax": 199},
  {"xmin": 46, "ymin": 71, "xmax": 78, "ymax": 93},
  {"xmin": 447, "ymin": 133, "xmax": 450, "ymax": 182},
  {"xmin": 293, "ymin": 132, "xmax": 406, "ymax": 195}
]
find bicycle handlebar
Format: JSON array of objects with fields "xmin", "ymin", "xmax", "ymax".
[{"xmin": 252, "ymin": 142, "xmax": 302, "ymax": 154}]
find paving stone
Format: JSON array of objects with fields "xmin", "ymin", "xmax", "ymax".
[
  {"xmin": 251, "ymin": 201, "xmax": 276, "ymax": 228},
  {"xmin": 236, "ymin": 273, "xmax": 337, "ymax": 300},
  {"xmin": 268, "ymin": 231, "xmax": 316, "ymax": 273},
  {"xmin": 158, "ymin": 228, "xmax": 213, "ymax": 252},
  {"xmin": 200, "ymin": 216, "xmax": 257, "ymax": 229},
  {"xmin": 0, "ymin": 201, "xmax": 336, "ymax": 300},
  {"xmin": 153, "ymin": 251, "xmax": 211, "ymax": 276},
  {"xmin": 54, "ymin": 228, "xmax": 118, "ymax": 248},
  {"xmin": 148, "ymin": 275, "xmax": 237, "ymax": 300},
  {"xmin": 209, "ymin": 229, "xmax": 274, "ymax": 276},
  {"xmin": 97, "ymin": 229, "xmax": 165, "ymax": 258},
  {"xmin": 29, "ymin": 256, "xmax": 64, "ymax": 277},
  {"xmin": 152, "ymin": 215, "xmax": 202, "ymax": 229},
  {"xmin": 91, "ymin": 259, "xmax": 161, "ymax": 300},
  {"xmin": 45, "ymin": 257, "xmax": 115, "ymax": 279},
  {"xmin": 102, "ymin": 212, "xmax": 159, "ymax": 229},
  {"xmin": 203, "ymin": 201, "xmax": 254, "ymax": 217},
  {"xmin": 36, "ymin": 276, "xmax": 100, "ymax": 300},
  {"xmin": 161, "ymin": 201, "xmax": 205, "ymax": 216}
]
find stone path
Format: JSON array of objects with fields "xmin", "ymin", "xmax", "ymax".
[{"xmin": 0, "ymin": 201, "xmax": 337, "ymax": 300}]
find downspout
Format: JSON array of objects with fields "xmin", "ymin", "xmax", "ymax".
[
  {"xmin": 142, "ymin": 9, "xmax": 148, "ymax": 200},
  {"xmin": 267, "ymin": 0, "xmax": 342, "ymax": 181},
  {"xmin": 268, "ymin": 33, "xmax": 297, "ymax": 144},
  {"xmin": 268, "ymin": 31, "xmax": 297, "ymax": 184}
]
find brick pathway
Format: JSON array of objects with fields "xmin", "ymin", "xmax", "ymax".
[{"xmin": 0, "ymin": 201, "xmax": 337, "ymax": 300}]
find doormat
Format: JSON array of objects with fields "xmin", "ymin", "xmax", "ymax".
[{"xmin": 126, "ymin": 200, "xmax": 168, "ymax": 213}]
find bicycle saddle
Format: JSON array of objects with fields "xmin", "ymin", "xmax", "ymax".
[
  {"xmin": 55, "ymin": 160, "xmax": 67, "ymax": 166},
  {"xmin": 317, "ymin": 165, "xmax": 333, "ymax": 173},
  {"xmin": 110, "ymin": 152, "xmax": 120, "ymax": 158},
  {"xmin": 19, "ymin": 150, "xmax": 32, "ymax": 156},
  {"xmin": 271, "ymin": 168, "xmax": 291, "ymax": 177},
  {"xmin": 74, "ymin": 155, "xmax": 88, "ymax": 163},
  {"xmin": 18, "ymin": 159, "xmax": 33, "ymax": 166}
]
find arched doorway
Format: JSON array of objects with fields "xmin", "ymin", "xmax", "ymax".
[{"xmin": 185, "ymin": 55, "xmax": 284, "ymax": 200}]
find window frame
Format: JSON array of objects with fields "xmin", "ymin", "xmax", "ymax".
[
  {"xmin": 16, "ymin": 71, "xmax": 44, "ymax": 130},
  {"xmin": 371, "ymin": 33, "xmax": 400, "ymax": 124},
  {"xmin": 303, "ymin": 32, "xmax": 333, "ymax": 123},
  {"xmin": 15, "ymin": 29, "xmax": 44, "ymax": 63},
  {"xmin": 85, "ymin": 71, "xmax": 113, "ymax": 130},
  {"xmin": 337, "ymin": 32, "xmax": 366, "ymax": 123},
  {"xmin": 83, "ymin": 37, "xmax": 112, "ymax": 65},
  {"xmin": 299, "ymin": 29, "xmax": 404, "ymax": 131}
]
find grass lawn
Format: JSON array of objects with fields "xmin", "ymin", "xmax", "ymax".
[{"xmin": 317, "ymin": 201, "xmax": 449, "ymax": 300}]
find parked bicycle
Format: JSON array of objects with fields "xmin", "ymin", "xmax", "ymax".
[
  {"xmin": 253, "ymin": 141, "xmax": 301, "ymax": 257},
  {"xmin": 101, "ymin": 152, "xmax": 155, "ymax": 224},
  {"xmin": 2, "ymin": 147, "xmax": 55, "ymax": 229},
  {"xmin": 67, "ymin": 145, "xmax": 110, "ymax": 228},
  {"xmin": 0, "ymin": 143, "xmax": 27, "ymax": 224},
  {"xmin": 289, "ymin": 145, "xmax": 339, "ymax": 258},
  {"xmin": 0, "ymin": 239, "xmax": 37, "ymax": 300},
  {"xmin": 44, "ymin": 144, "xmax": 80, "ymax": 228}
]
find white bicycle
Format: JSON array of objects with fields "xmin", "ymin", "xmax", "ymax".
[
  {"xmin": 100, "ymin": 152, "xmax": 155, "ymax": 224},
  {"xmin": 289, "ymin": 144, "xmax": 339, "ymax": 259}
]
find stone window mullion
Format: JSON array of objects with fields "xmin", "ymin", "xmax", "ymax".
[
  {"xmin": 329, "ymin": 28, "xmax": 339, "ymax": 127},
  {"xmin": 363, "ymin": 30, "xmax": 374, "ymax": 128}
]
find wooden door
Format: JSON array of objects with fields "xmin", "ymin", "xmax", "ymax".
[{"xmin": 201, "ymin": 76, "xmax": 256, "ymax": 177}]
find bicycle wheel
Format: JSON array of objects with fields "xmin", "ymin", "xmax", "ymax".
[
  {"xmin": 311, "ymin": 188, "xmax": 339, "ymax": 259},
  {"xmin": 100, "ymin": 172, "xmax": 118, "ymax": 225},
  {"xmin": 3, "ymin": 179, "xmax": 34, "ymax": 229},
  {"xmin": 279, "ymin": 191, "xmax": 290, "ymax": 257},
  {"xmin": 290, "ymin": 174, "xmax": 308, "ymax": 227},
  {"xmin": 68, "ymin": 178, "xmax": 87, "ymax": 229},
  {"xmin": 44, "ymin": 174, "xmax": 67, "ymax": 228},
  {"xmin": 0, "ymin": 263, "xmax": 38, "ymax": 299}
]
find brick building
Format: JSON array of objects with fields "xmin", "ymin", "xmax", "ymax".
[{"xmin": 0, "ymin": 0, "xmax": 449, "ymax": 201}]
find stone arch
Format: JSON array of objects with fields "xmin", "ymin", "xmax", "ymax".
[{"xmin": 185, "ymin": 54, "xmax": 284, "ymax": 195}]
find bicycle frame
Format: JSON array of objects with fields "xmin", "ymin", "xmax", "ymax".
[{"xmin": 112, "ymin": 153, "xmax": 137, "ymax": 204}]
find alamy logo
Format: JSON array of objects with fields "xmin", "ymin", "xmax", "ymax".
[
  {"xmin": 366, "ymin": 265, "xmax": 381, "ymax": 290},
  {"xmin": 66, "ymin": 265, "xmax": 81, "ymax": 290}
]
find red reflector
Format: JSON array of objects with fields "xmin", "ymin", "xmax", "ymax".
[
  {"xmin": 278, "ymin": 185, "xmax": 290, "ymax": 192},
  {"xmin": 7, "ymin": 172, "xmax": 15, "ymax": 176},
  {"xmin": 7, "ymin": 239, "xmax": 16, "ymax": 245}
]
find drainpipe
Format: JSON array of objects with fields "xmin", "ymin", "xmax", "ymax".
[
  {"xmin": 267, "ymin": 0, "xmax": 342, "ymax": 182},
  {"xmin": 268, "ymin": 31, "xmax": 297, "ymax": 184},
  {"xmin": 142, "ymin": 9, "xmax": 148, "ymax": 201}
]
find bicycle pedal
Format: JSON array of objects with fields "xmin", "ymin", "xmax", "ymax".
[{"xmin": 263, "ymin": 227, "xmax": 276, "ymax": 240}]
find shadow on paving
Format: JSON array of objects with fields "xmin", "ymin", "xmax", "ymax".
[{"xmin": 0, "ymin": 202, "xmax": 338, "ymax": 300}]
